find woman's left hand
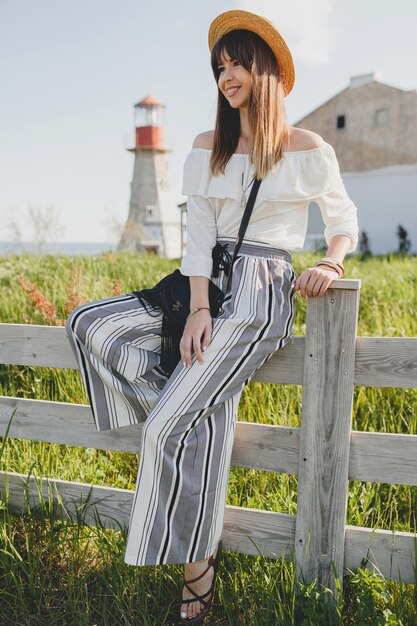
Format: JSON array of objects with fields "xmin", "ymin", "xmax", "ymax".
[{"xmin": 294, "ymin": 266, "xmax": 340, "ymax": 299}]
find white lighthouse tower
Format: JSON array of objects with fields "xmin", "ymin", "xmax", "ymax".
[{"xmin": 118, "ymin": 94, "xmax": 181, "ymax": 257}]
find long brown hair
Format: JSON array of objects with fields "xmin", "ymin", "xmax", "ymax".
[{"xmin": 210, "ymin": 29, "xmax": 291, "ymax": 179}]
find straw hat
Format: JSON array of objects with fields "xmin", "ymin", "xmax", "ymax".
[{"xmin": 208, "ymin": 9, "xmax": 295, "ymax": 96}]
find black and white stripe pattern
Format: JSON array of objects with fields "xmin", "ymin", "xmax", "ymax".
[{"xmin": 65, "ymin": 237, "xmax": 296, "ymax": 565}]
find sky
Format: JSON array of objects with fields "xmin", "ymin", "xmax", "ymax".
[{"xmin": 1, "ymin": 0, "xmax": 416, "ymax": 243}]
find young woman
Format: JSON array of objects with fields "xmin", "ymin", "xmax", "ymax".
[{"xmin": 65, "ymin": 10, "xmax": 358, "ymax": 624}]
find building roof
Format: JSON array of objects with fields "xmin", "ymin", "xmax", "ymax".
[
  {"xmin": 135, "ymin": 94, "xmax": 165, "ymax": 108},
  {"xmin": 294, "ymin": 72, "xmax": 416, "ymax": 125}
]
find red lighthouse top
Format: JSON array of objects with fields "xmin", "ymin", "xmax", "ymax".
[
  {"xmin": 133, "ymin": 93, "xmax": 166, "ymax": 151},
  {"xmin": 135, "ymin": 94, "xmax": 164, "ymax": 108}
]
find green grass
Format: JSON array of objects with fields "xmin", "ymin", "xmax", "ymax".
[{"xmin": 0, "ymin": 250, "xmax": 416, "ymax": 625}]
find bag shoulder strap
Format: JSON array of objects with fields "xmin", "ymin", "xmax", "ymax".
[
  {"xmin": 224, "ymin": 177, "xmax": 262, "ymax": 294},
  {"xmin": 234, "ymin": 178, "xmax": 262, "ymax": 257}
]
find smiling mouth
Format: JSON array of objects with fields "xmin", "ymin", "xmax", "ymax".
[{"xmin": 226, "ymin": 86, "xmax": 240, "ymax": 97}]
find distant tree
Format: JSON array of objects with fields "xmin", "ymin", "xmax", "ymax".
[
  {"xmin": 397, "ymin": 224, "xmax": 411, "ymax": 254},
  {"xmin": 28, "ymin": 205, "xmax": 65, "ymax": 254},
  {"xmin": 359, "ymin": 230, "xmax": 371, "ymax": 255},
  {"xmin": 102, "ymin": 206, "xmax": 124, "ymax": 245},
  {"xmin": 6, "ymin": 204, "xmax": 64, "ymax": 254},
  {"xmin": 6, "ymin": 205, "xmax": 24, "ymax": 252}
]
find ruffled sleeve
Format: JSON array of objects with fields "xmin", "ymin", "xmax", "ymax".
[
  {"xmin": 178, "ymin": 150, "xmax": 217, "ymax": 278},
  {"xmin": 311, "ymin": 144, "xmax": 359, "ymax": 253}
]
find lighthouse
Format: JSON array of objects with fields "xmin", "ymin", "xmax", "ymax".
[{"xmin": 118, "ymin": 94, "xmax": 182, "ymax": 257}]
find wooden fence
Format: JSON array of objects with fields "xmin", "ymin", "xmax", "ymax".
[{"xmin": 1, "ymin": 278, "xmax": 416, "ymax": 611}]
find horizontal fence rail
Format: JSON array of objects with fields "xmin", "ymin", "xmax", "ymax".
[
  {"xmin": 1, "ymin": 397, "xmax": 417, "ymax": 486},
  {"xmin": 1, "ymin": 470, "xmax": 415, "ymax": 584},
  {"xmin": 0, "ymin": 324, "xmax": 416, "ymax": 388}
]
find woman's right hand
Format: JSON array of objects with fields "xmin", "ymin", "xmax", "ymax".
[{"xmin": 180, "ymin": 309, "xmax": 212, "ymax": 367}]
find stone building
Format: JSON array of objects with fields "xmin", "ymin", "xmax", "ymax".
[
  {"xmin": 295, "ymin": 73, "xmax": 417, "ymax": 253},
  {"xmin": 294, "ymin": 72, "xmax": 417, "ymax": 172}
]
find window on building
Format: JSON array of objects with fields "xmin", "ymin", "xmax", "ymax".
[
  {"xmin": 145, "ymin": 205, "xmax": 156, "ymax": 219},
  {"xmin": 375, "ymin": 108, "xmax": 388, "ymax": 126},
  {"xmin": 144, "ymin": 246, "xmax": 158, "ymax": 254},
  {"xmin": 336, "ymin": 115, "xmax": 346, "ymax": 129}
]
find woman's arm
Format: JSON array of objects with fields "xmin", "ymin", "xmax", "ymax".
[
  {"xmin": 179, "ymin": 136, "xmax": 219, "ymax": 367},
  {"xmin": 180, "ymin": 277, "xmax": 212, "ymax": 368},
  {"xmin": 178, "ymin": 194, "xmax": 216, "ymax": 367},
  {"xmin": 324, "ymin": 233, "xmax": 353, "ymax": 262},
  {"xmin": 295, "ymin": 139, "xmax": 359, "ymax": 298},
  {"xmin": 189, "ymin": 276, "xmax": 210, "ymax": 309},
  {"xmin": 294, "ymin": 234, "xmax": 352, "ymax": 299}
]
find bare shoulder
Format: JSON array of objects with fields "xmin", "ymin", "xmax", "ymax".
[
  {"xmin": 192, "ymin": 130, "xmax": 215, "ymax": 150},
  {"xmin": 285, "ymin": 127, "xmax": 324, "ymax": 151}
]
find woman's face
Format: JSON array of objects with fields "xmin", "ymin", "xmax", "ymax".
[{"xmin": 217, "ymin": 49, "xmax": 252, "ymax": 109}]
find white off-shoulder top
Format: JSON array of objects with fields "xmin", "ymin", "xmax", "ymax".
[{"xmin": 179, "ymin": 142, "xmax": 359, "ymax": 278}]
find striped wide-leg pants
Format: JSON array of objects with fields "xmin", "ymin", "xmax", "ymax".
[{"xmin": 65, "ymin": 237, "xmax": 296, "ymax": 566}]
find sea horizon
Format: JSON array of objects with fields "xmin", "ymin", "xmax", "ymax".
[{"xmin": 0, "ymin": 241, "xmax": 118, "ymax": 256}]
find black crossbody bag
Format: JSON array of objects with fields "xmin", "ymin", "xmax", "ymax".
[{"xmin": 130, "ymin": 177, "xmax": 262, "ymax": 376}]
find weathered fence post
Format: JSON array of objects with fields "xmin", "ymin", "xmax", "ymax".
[{"xmin": 295, "ymin": 279, "xmax": 361, "ymax": 617}]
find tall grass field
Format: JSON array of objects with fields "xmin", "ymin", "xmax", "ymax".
[{"xmin": 0, "ymin": 250, "xmax": 416, "ymax": 625}]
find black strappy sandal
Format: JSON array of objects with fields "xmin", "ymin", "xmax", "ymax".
[{"xmin": 179, "ymin": 540, "xmax": 222, "ymax": 624}]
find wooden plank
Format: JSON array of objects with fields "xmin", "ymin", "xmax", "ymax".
[
  {"xmin": 1, "ymin": 323, "xmax": 416, "ymax": 388},
  {"xmin": 349, "ymin": 431, "xmax": 417, "ymax": 486},
  {"xmin": 354, "ymin": 337, "xmax": 417, "ymax": 388},
  {"xmin": 0, "ymin": 470, "xmax": 295, "ymax": 559},
  {"xmin": 322, "ymin": 279, "xmax": 361, "ymax": 291},
  {"xmin": 0, "ymin": 322, "xmax": 306, "ymax": 380},
  {"xmin": 295, "ymin": 284, "xmax": 360, "ymax": 605},
  {"xmin": 344, "ymin": 524, "xmax": 416, "ymax": 585},
  {"xmin": 0, "ymin": 396, "xmax": 142, "ymax": 454},
  {"xmin": 2, "ymin": 397, "xmax": 417, "ymax": 485},
  {"xmin": 1, "ymin": 471, "xmax": 414, "ymax": 583},
  {"xmin": 0, "ymin": 470, "xmax": 133, "ymax": 530},
  {"xmin": 254, "ymin": 336, "xmax": 417, "ymax": 388},
  {"xmin": 0, "ymin": 323, "xmax": 77, "ymax": 368},
  {"xmin": 230, "ymin": 422, "xmax": 300, "ymax": 473},
  {"xmin": 223, "ymin": 505, "xmax": 295, "ymax": 559},
  {"xmin": 0, "ymin": 324, "xmax": 417, "ymax": 388},
  {"xmin": 0, "ymin": 395, "xmax": 301, "ymax": 472},
  {"xmin": 251, "ymin": 337, "xmax": 304, "ymax": 384}
]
